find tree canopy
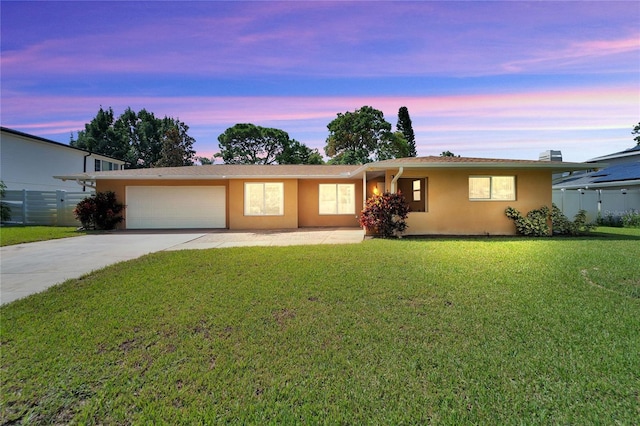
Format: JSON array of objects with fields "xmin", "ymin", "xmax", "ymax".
[
  {"xmin": 396, "ymin": 106, "xmax": 416, "ymax": 157},
  {"xmin": 216, "ymin": 123, "xmax": 323, "ymax": 165},
  {"xmin": 71, "ymin": 107, "xmax": 196, "ymax": 168},
  {"xmin": 632, "ymin": 122, "xmax": 640, "ymax": 146},
  {"xmin": 324, "ymin": 106, "xmax": 407, "ymax": 165}
]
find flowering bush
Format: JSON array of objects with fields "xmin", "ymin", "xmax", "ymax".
[
  {"xmin": 359, "ymin": 192, "xmax": 410, "ymax": 238},
  {"xmin": 74, "ymin": 191, "xmax": 124, "ymax": 230}
]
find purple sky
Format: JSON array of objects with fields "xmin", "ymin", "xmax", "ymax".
[{"xmin": 1, "ymin": 1, "xmax": 639, "ymax": 162}]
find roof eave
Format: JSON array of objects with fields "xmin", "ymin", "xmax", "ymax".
[
  {"xmin": 55, "ymin": 173, "xmax": 364, "ymax": 181},
  {"xmin": 553, "ymin": 179, "xmax": 640, "ymax": 190},
  {"xmin": 363, "ymin": 161, "xmax": 603, "ymax": 172}
]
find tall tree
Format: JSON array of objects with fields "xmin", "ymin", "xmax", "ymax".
[
  {"xmin": 278, "ymin": 139, "xmax": 324, "ymax": 165},
  {"xmin": 325, "ymin": 105, "xmax": 402, "ymax": 165},
  {"xmin": 156, "ymin": 122, "xmax": 196, "ymax": 167},
  {"xmin": 71, "ymin": 107, "xmax": 196, "ymax": 168},
  {"xmin": 377, "ymin": 131, "xmax": 410, "ymax": 161},
  {"xmin": 216, "ymin": 123, "xmax": 320, "ymax": 164},
  {"xmin": 632, "ymin": 122, "xmax": 640, "ymax": 145},
  {"xmin": 396, "ymin": 106, "xmax": 416, "ymax": 157},
  {"xmin": 71, "ymin": 107, "xmax": 128, "ymax": 160}
]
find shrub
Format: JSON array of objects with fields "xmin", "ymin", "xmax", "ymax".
[
  {"xmin": 596, "ymin": 212, "xmax": 623, "ymax": 227},
  {"xmin": 74, "ymin": 191, "xmax": 124, "ymax": 230},
  {"xmin": 0, "ymin": 181, "xmax": 11, "ymax": 222},
  {"xmin": 552, "ymin": 204, "xmax": 596, "ymax": 235},
  {"xmin": 622, "ymin": 209, "xmax": 640, "ymax": 228},
  {"xmin": 505, "ymin": 206, "xmax": 551, "ymax": 237},
  {"xmin": 359, "ymin": 192, "xmax": 410, "ymax": 238},
  {"xmin": 506, "ymin": 204, "xmax": 595, "ymax": 237}
]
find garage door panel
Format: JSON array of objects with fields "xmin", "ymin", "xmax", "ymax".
[{"xmin": 126, "ymin": 186, "xmax": 225, "ymax": 229}]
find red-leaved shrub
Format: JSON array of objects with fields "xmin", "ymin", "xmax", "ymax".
[
  {"xmin": 359, "ymin": 192, "xmax": 410, "ymax": 238},
  {"xmin": 74, "ymin": 191, "xmax": 124, "ymax": 230}
]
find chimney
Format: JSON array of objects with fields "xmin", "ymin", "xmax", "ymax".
[{"xmin": 539, "ymin": 150, "xmax": 562, "ymax": 162}]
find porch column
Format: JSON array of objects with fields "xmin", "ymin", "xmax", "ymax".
[{"xmin": 362, "ymin": 172, "xmax": 367, "ymax": 206}]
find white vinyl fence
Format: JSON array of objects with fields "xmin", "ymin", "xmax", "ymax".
[
  {"xmin": 2, "ymin": 190, "xmax": 90, "ymax": 226},
  {"xmin": 553, "ymin": 188, "xmax": 640, "ymax": 222}
]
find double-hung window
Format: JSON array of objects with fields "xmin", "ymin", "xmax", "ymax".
[
  {"xmin": 244, "ymin": 183, "xmax": 284, "ymax": 216},
  {"xmin": 319, "ymin": 184, "xmax": 355, "ymax": 215},
  {"xmin": 469, "ymin": 176, "xmax": 516, "ymax": 200}
]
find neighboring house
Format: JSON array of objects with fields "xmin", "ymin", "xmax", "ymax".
[
  {"xmin": 553, "ymin": 145, "xmax": 640, "ymax": 221},
  {"xmin": 55, "ymin": 156, "xmax": 593, "ymax": 235},
  {"xmin": 0, "ymin": 127, "xmax": 125, "ymax": 192}
]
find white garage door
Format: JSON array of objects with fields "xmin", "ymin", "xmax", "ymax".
[{"xmin": 126, "ymin": 186, "xmax": 226, "ymax": 229}]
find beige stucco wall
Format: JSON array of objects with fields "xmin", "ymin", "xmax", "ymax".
[
  {"xmin": 96, "ymin": 179, "xmax": 229, "ymax": 229},
  {"xmin": 97, "ymin": 178, "xmax": 364, "ymax": 230},
  {"xmin": 298, "ymin": 179, "xmax": 362, "ymax": 228},
  {"xmin": 381, "ymin": 168, "xmax": 552, "ymax": 236},
  {"xmin": 96, "ymin": 167, "xmax": 551, "ymax": 234},
  {"xmin": 227, "ymin": 179, "xmax": 299, "ymax": 229}
]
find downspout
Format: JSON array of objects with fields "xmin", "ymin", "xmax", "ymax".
[
  {"xmin": 83, "ymin": 152, "xmax": 92, "ymax": 192},
  {"xmin": 391, "ymin": 167, "xmax": 404, "ymax": 193}
]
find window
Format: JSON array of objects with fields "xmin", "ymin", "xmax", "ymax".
[
  {"xmin": 469, "ymin": 176, "xmax": 516, "ymax": 200},
  {"xmin": 412, "ymin": 180, "xmax": 421, "ymax": 202},
  {"xmin": 397, "ymin": 178, "xmax": 427, "ymax": 212},
  {"xmin": 319, "ymin": 184, "xmax": 355, "ymax": 215},
  {"xmin": 244, "ymin": 183, "xmax": 284, "ymax": 216},
  {"xmin": 94, "ymin": 159, "xmax": 101, "ymax": 171}
]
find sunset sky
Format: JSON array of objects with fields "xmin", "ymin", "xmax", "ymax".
[{"xmin": 1, "ymin": 1, "xmax": 638, "ymax": 162}]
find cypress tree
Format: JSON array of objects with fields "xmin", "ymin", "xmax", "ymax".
[{"xmin": 396, "ymin": 106, "xmax": 417, "ymax": 157}]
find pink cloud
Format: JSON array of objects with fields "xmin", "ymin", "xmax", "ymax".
[
  {"xmin": 2, "ymin": 84, "xmax": 636, "ymax": 163},
  {"xmin": 502, "ymin": 35, "xmax": 640, "ymax": 74},
  {"xmin": 4, "ymin": 2, "xmax": 636, "ymax": 80}
]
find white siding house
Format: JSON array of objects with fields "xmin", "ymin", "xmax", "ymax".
[
  {"xmin": 0, "ymin": 127, "xmax": 125, "ymax": 192},
  {"xmin": 553, "ymin": 145, "xmax": 640, "ymax": 221}
]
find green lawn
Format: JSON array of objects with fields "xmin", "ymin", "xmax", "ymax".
[
  {"xmin": 1, "ymin": 228, "xmax": 639, "ymax": 424},
  {"xmin": 0, "ymin": 226, "xmax": 83, "ymax": 247}
]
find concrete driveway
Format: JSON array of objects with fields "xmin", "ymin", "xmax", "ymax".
[{"xmin": 0, "ymin": 228, "xmax": 363, "ymax": 305}]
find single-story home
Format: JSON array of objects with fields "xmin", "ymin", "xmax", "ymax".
[{"xmin": 55, "ymin": 156, "xmax": 596, "ymax": 235}]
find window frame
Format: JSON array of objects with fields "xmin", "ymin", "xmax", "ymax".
[
  {"xmin": 397, "ymin": 177, "xmax": 427, "ymax": 212},
  {"xmin": 318, "ymin": 183, "xmax": 356, "ymax": 215},
  {"xmin": 469, "ymin": 176, "xmax": 516, "ymax": 201},
  {"xmin": 244, "ymin": 182, "xmax": 284, "ymax": 216},
  {"xmin": 412, "ymin": 179, "xmax": 421, "ymax": 202}
]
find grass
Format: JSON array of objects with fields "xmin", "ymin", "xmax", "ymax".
[
  {"xmin": 1, "ymin": 228, "xmax": 639, "ymax": 424},
  {"xmin": 0, "ymin": 226, "xmax": 84, "ymax": 247}
]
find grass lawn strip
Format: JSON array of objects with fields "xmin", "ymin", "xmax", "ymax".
[
  {"xmin": 0, "ymin": 226, "xmax": 84, "ymax": 246},
  {"xmin": 1, "ymin": 228, "xmax": 639, "ymax": 423}
]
